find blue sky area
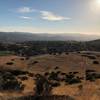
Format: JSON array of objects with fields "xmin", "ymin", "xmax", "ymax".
[{"xmin": 0, "ymin": 0, "xmax": 100, "ymax": 35}]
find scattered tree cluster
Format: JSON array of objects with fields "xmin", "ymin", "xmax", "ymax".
[
  {"xmin": 86, "ymin": 70, "xmax": 100, "ymax": 81},
  {"xmin": 0, "ymin": 71, "xmax": 24, "ymax": 91}
]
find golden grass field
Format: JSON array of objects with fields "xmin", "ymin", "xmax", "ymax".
[{"xmin": 0, "ymin": 53, "xmax": 100, "ymax": 100}]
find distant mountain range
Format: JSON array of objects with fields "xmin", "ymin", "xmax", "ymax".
[{"xmin": 0, "ymin": 32, "xmax": 100, "ymax": 42}]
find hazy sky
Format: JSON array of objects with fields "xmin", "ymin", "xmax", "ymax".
[{"xmin": 0, "ymin": 0, "xmax": 100, "ymax": 35}]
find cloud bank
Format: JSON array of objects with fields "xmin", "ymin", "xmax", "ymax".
[
  {"xmin": 40, "ymin": 11, "xmax": 71, "ymax": 21},
  {"xmin": 16, "ymin": 7, "xmax": 71, "ymax": 21}
]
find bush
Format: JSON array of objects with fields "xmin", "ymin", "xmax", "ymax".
[
  {"xmin": 28, "ymin": 73, "xmax": 34, "ymax": 77},
  {"xmin": 93, "ymin": 61, "xmax": 99, "ymax": 64},
  {"xmin": 20, "ymin": 58, "xmax": 24, "ymax": 60},
  {"xmin": 25, "ymin": 57, "xmax": 30, "ymax": 60},
  {"xmin": 44, "ymin": 72, "xmax": 49, "ymax": 77},
  {"xmin": 65, "ymin": 73, "xmax": 81, "ymax": 84},
  {"xmin": 48, "ymin": 72, "xmax": 59, "ymax": 81},
  {"xmin": 9, "ymin": 70, "xmax": 28, "ymax": 76},
  {"xmin": 11, "ymin": 59, "xmax": 15, "ymax": 61},
  {"xmin": 69, "ymin": 72, "xmax": 73, "ymax": 74},
  {"xmin": 2, "ymin": 79, "xmax": 22, "ymax": 91},
  {"xmin": 86, "ymin": 73, "xmax": 95, "ymax": 82},
  {"xmin": 50, "ymin": 81, "xmax": 60, "ymax": 87},
  {"xmin": 6, "ymin": 62, "xmax": 14, "ymax": 65},
  {"xmin": 77, "ymin": 51, "xmax": 80, "ymax": 53},
  {"xmin": 56, "ymin": 71, "xmax": 61, "ymax": 74},
  {"xmin": 78, "ymin": 85, "xmax": 83, "ymax": 90},
  {"xmin": 73, "ymin": 72, "xmax": 79, "ymax": 74},
  {"xmin": 32, "ymin": 61, "xmax": 39, "ymax": 65},
  {"xmin": 54, "ymin": 66, "xmax": 59, "ymax": 70},
  {"xmin": 61, "ymin": 73, "xmax": 66, "ymax": 75},
  {"xmin": 86, "ymin": 71, "xmax": 100, "ymax": 81},
  {"xmin": 2, "ymin": 72, "xmax": 15, "ymax": 80},
  {"xmin": 18, "ymin": 76, "xmax": 28, "ymax": 81},
  {"xmin": 0, "ymin": 72, "xmax": 24, "ymax": 91},
  {"xmin": 86, "ymin": 69, "xmax": 96, "ymax": 73},
  {"xmin": 65, "ymin": 52, "xmax": 69, "ymax": 55},
  {"xmin": 68, "ymin": 78, "xmax": 81, "ymax": 84}
]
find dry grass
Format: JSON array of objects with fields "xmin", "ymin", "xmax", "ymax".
[{"xmin": 0, "ymin": 53, "xmax": 99, "ymax": 99}]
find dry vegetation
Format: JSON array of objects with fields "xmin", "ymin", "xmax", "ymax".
[{"xmin": 0, "ymin": 52, "xmax": 99, "ymax": 100}]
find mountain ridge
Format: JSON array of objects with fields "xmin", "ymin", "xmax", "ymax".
[{"xmin": 0, "ymin": 32, "xmax": 100, "ymax": 42}]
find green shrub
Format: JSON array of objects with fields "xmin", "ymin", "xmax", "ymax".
[
  {"xmin": 48, "ymin": 72, "xmax": 59, "ymax": 81},
  {"xmin": 65, "ymin": 73, "xmax": 81, "ymax": 84},
  {"xmin": 0, "ymin": 72, "xmax": 24, "ymax": 91}
]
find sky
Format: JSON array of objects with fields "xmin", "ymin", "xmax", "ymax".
[{"xmin": 0, "ymin": 0, "xmax": 100, "ymax": 35}]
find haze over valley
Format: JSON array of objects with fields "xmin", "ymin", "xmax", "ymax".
[{"xmin": 0, "ymin": 32, "xmax": 100, "ymax": 42}]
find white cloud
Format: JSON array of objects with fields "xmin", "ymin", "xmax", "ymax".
[
  {"xmin": 14, "ymin": 7, "xmax": 71, "ymax": 21},
  {"xmin": 19, "ymin": 16, "xmax": 32, "ymax": 20},
  {"xmin": 40, "ymin": 11, "xmax": 71, "ymax": 21},
  {"xmin": 17, "ymin": 7, "xmax": 35, "ymax": 13}
]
